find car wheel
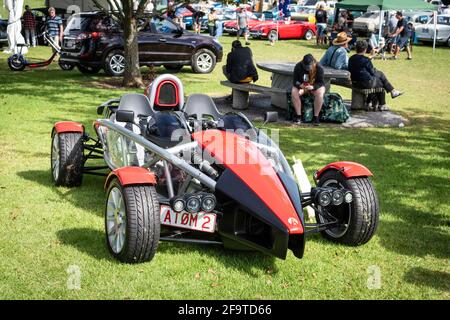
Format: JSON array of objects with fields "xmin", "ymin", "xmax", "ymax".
[
  {"xmin": 316, "ymin": 170, "xmax": 379, "ymax": 246},
  {"xmin": 105, "ymin": 178, "xmax": 160, "ymax": 263},
  {"xmin": 164, "ymin": 64, "xmax": 183, "ymax": 71},
  {"xmin": 8, "ymin": 54, "xmax": 26, "ymax": 71},
  {"xmin": 447, "ymin": 37, "xmax": 450, "ymax": 47},
  {"xmin": 304, "ymin": 30, "xmax": 314, "ymax": 41},
  {"xmin": 51, "ymin": 131, "xmax": 84, "ymax": 187},
  {"xmin": 268, "ymin": 30, "xmax": 278, "ymax": 42},
  {"xmin": 191, "ymin": 48, "xmax": 216, "ymax": 74},
  {"xmin": 58, "ymin": 61, "xmax": 75, "ymax": 71},
  {"xmin": 104, "ymin": 49, "xmax": 125, "ymax": 76},
  {"xmin": 77, "ymin": 64, "xmax": 101, "ymax": 74}
]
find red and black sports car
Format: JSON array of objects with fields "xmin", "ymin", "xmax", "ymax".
[
  {"xmin": 50, "ymin": 74, "xmax": 379, "ymax": 263},
  {"xmin": 250, "ymin": 21, "xmax": 317, "ymax": 41}
]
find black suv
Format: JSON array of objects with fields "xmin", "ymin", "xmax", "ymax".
[{"xmin": 60, "ymin": 12, "xmax": 223, "ymax": 76}]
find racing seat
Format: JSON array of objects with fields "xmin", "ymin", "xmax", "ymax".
[
  {"xmin": 183, "ymin": 94, "xmax": 222, "ymax": 121},
  {"xmin": 117, "ymin": 93, "xmax": 154, "ymax": 117},
  {"xmin": 145, "ymin": 74, "xmax": 184, "ymax": 112}
]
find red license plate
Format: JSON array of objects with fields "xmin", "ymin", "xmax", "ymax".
[{"xmin": 160, "ymin": 205, "xmax": 216, "ymax": 233}]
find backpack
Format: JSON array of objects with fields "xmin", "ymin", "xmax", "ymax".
[{"xmin": 286, "ymin": 92, "xmax": 350, "ymax": 123}]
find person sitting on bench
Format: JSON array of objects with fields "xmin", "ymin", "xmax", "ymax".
[
  {"xmin": 291, "ymin": 54, "xmax": 326, "ymax": 126},
  {"xmin": 348, "ymin": 40, "xmax": 404, "ymax": 111},
  {"xmin": 223, "ymin": 40, "xmax": 258, "ymax": 84}
]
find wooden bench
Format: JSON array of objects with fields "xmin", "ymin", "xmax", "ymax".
[{"xmin": 220, "ymin": 81, "xmax": 288, "ymax": 110}]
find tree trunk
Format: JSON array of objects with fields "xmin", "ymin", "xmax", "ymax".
[{"xmin": 122, "ymin": 0, "xmax": 143, "ymax": 88}]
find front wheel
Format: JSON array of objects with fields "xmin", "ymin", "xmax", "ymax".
[
  {"xmin": 51, "ymin": 131, "xmax": 84, "ymax": 187},
  {"xmin": 316, "ymin": 170, "xmax": 379, "ymax": 246},
  {"xmin": 8, "ymin": 54, "xmax": 26, "ymax": 71},
  {"xmin": 191, "ymin": 48, "xmax": 216, "ymax": 74},
  {"xmin": 268, "ymin": 30, "xmax": 278, "ymax": 42},
  {"xmin": 304, "ymin": 30, "xmax": 314, "ymax": 41},
  {"xmin": 105, "ymin": 178, "xmax": 160, "ymax": 263}
]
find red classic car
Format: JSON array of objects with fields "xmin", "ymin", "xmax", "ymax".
[
  {"xmin": 250, "ymin": 21, "xmax": 317, "ymax": 41},
  {"xmin": 223, "ymin": 11, "xmax": 275, "ymax": 35}
]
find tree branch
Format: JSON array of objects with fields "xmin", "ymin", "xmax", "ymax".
[{"xmin": 136, "ymin": 0, "xmax": 151, "ymax": 16}]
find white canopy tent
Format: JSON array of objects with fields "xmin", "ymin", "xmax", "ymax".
[{"xmin": 3, "ymin": 0, "xmax": 28, "ymax": 54}]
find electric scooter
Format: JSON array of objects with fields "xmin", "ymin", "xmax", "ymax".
[{"xmin": 7, "ymin": 31, "xmax": 74, "ymax": 71}]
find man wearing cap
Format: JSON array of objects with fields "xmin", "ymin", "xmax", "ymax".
[
  {"xmin": 320, "ymin": 31, "xmax": 350, "ymax": 70},
  {"xmin": 388, "ymin": 11, "xmax": 412, "ymax": 60},
  {"xmin": 291, "ymin": 54, "xmax": 326, "ymax": 126}
]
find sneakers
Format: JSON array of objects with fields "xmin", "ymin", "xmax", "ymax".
[
  {"xmin": 313, "ymin": 117, "xmax": 320, "ymax": 126},
  {"xmin": 378, "ymin": 104, "xmax": 390, "ymax": 111},
  {"xmin": 245, "ymin": 41, "xmax": 251, "ymax": 45},
  {"xmin": 292, "ymin": 115, "xmax": 302, "ymax": 125},
  {"xmin": 391, "ymin": 90, "xmax": 404, "ymax": 99}
]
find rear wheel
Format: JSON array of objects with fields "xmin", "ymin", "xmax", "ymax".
[
  {"xmin": 268, "ymin": 30, "xmax": 278, "ymax": 42},
  {"xmin": 105, "ymin": 178, "xmax": 160, "ymax": 263},
  {"xmin": 104, "ymin": 49, "xmax": 125, "ymax": 76},
  {"xmin": 77, "ymin": 64, "xmax": 101, "ymax": 74},
  {"xmin": 304, "ymin": 29, "xmax": 314, "ymax": 41},
  {"xmin": 8, "ymin": 54, "xmax": 26, "ymax": 71},
  {"xmin": 51, "ymin": 132, "xmax": 84, "ymax": 187},
  {"xmin": 59, "ymin": 61, "xmax": 75, "ymax": 71},
  {"xmin": 316, "ymin": 170, "xmax": 379, "ymax": 246},
  {"xmin": 191, "ymin": 48, "xmax": 216, "ymax": 74}
]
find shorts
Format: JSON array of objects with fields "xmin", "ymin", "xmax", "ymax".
[
  {"xmin": 396, "ymin": 36, "xmax": 409, "ymax": 49},
  {"xmin": 237, "ymin": 27, "xmax": 248, "ymax": 36},
  {"xmin": 316, "ymin": 23, "xmax": 327, "ymax": 37}
]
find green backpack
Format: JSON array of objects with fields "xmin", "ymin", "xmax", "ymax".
[{"xmin": 287, "ymin": 92, "xmax": 350, "ymax": 123}]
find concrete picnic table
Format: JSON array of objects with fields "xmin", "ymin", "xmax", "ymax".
[{"xmin": 256, "ymin": 62, "xmax": 350, "ymax": 109}]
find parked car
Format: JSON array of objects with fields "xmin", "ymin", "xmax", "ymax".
[
  {"xmin": 0, "ymin": 18, "xmax": 7, "ymax": 48},
  {"xmin": 223, "ymin": 11, "xmax": 274, "ymax": 35},
  {"xmin": 403, "ymin": 11, "xmax": 433, "ymax": 27},
  {"xmin": 353, "ymin": 11, "xmax": 394, "ymax": 35},
  {"xmin": 60, "ymin": 12, "xmax": 223, "ymax": 76},
  {"xmin": 250, "ymin": 20, "xmax": 316, "ymax": 41},
  {"xmin": 415, "ymin": 14, "xmax": 450, "ymax": 47}
]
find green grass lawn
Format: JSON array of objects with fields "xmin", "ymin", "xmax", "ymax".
[{"xmin": 0, "ymin": 36, "xmax": 449, "ymax": 300}]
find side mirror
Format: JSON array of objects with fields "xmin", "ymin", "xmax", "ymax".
[
  {"xmin": 116, "ymin": 110, "xmax": 135, "ymax": 123},
  {"xmin": 263, "ymin": 111, "xmax": 278, "ymax": 124}
]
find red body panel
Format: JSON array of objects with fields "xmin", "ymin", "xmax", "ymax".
[
  {"xmin": 315, "ymin": 161, "xmax": 373, "ymax": 179},
  {"xmin": 105, "ymin": 166, "xmax": 157, "ymax": 189},
  {"xmin": 192, "ymin": 130, "xmax": 303, "ymax": 234},
  {"xmin": 53, "ymin": 121, "xmax": 84, "ymax": 134}
]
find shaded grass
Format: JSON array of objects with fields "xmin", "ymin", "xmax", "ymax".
[{"xmin": 0, "ymin": 36, "xmax": 449, "ymax": 300}]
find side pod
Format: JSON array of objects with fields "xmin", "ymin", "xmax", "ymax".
[
  {"xmin": 104, "ymin": 167, "xmax": 157, "ymax": 189},
  {"xmin": 315, "ymin": 161, "xmax": 373, "ymax": 181}
]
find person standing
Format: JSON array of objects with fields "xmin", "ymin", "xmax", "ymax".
[
  {"xmin": 23, "ymin": 5, "xmax": 36, "ymax": 47},
  {"xmin": 315, "ymin": 4, "xmax": 327, "ymax": 46},
  {"xmin": 236, "ymin": 7, "xmax": 250, "ymax": 45},
  {"xmin": 389, "ymin": 11, "xmax": 412, "ymax": 60},
  {"xmin": 46, "ymin": 7, "xmax": 63, "ymax": 50},
  {"xmin": 207, "ymin": 8, "xmax": 217, "ymax": 36},
  {"xmin": 291, "ymin": 54, "xmax": 326, "ymax": 126},
  {"xmin": 346, "ymin": 10, "xmax": 354, "ymax": 30}
]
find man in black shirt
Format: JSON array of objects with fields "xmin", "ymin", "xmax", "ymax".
[
  {"xmin": 348, "ymin": 40, "xmax": 403, "ymax": 111},
  {"xmin": 291, "ymin": 54, "xmax": 326, "ymax": 125},
  {"xmin": 389, "ymin": 11, "xmax": 412, "ymax": 60},
  {"xmin": 223, "ymin": 40, "xmax": 258, "ymax": 84},
  {"xmin": 315, "ymin": 5, "xmax": 327, "ymax": 45}
]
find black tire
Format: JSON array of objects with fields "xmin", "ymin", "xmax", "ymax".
[
  {"xmin": 77, "ymin": 64, "xmax": 101, "ymax": 74},
  {"xmin": 268, "ymin": 30, "xmax": 278, "ymax": 42},
  {"xmin": 105, "ymin": 178, "xmax": 160, "ymax": 263},
  {"xmin": 51, "ymin": 132, "xmax": 84, "ymax": 187},
  {"xmin": 191, "ymin": 48, "xmax": 216, "ymax": 74},
  {"xmin": 316, "ymin": 170, "xmax": 379, "ymax": 246},
  {"xmin": 104, "ymin": 49, "xmax": 125, "ymax": 76},
  {"xmin": 163, "ymin": 64, "xmax": 183, "ymax": 71},
  {"xmin": 8, "ymin": 54, "xmax": 26, "ymax": 71},
  {"xmin": 59, "ymin": 61, "xmax": 75, "ymax": 71},
  {"xmin": 304, "ymin": 30, "xmax": 314, "ymax": 41}
]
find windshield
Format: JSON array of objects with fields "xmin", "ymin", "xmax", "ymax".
[{"xmin": 361, "ymin": 12, "xmax": 378, "ymax": 18}]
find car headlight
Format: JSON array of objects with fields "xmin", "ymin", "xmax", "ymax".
[
  {"xmin": 186, "ymin": 195, "xmax": 201, "ymax": 213},
  {"xmin": 332, "ymin": 190, "xmax": 344, "ymax": 206},
  {"xmin": 201, "ymin": 194, "xmax": 216, "ymax": 212},
  {"xmin": 316, "ymin": 190, "xmax": 332, "ymax": 207},
  {"xmin": 172, "ymin": 198, "xmax": 185, "ymax": 212}
]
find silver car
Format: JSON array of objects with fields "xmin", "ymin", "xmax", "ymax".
[
  {"xmin": 403, "ymin": 11, "xmax": 433, "ymax": 27},
  {"xmin": 415, "ymin": 14, "xmax": 450, "ymax": 47}
]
